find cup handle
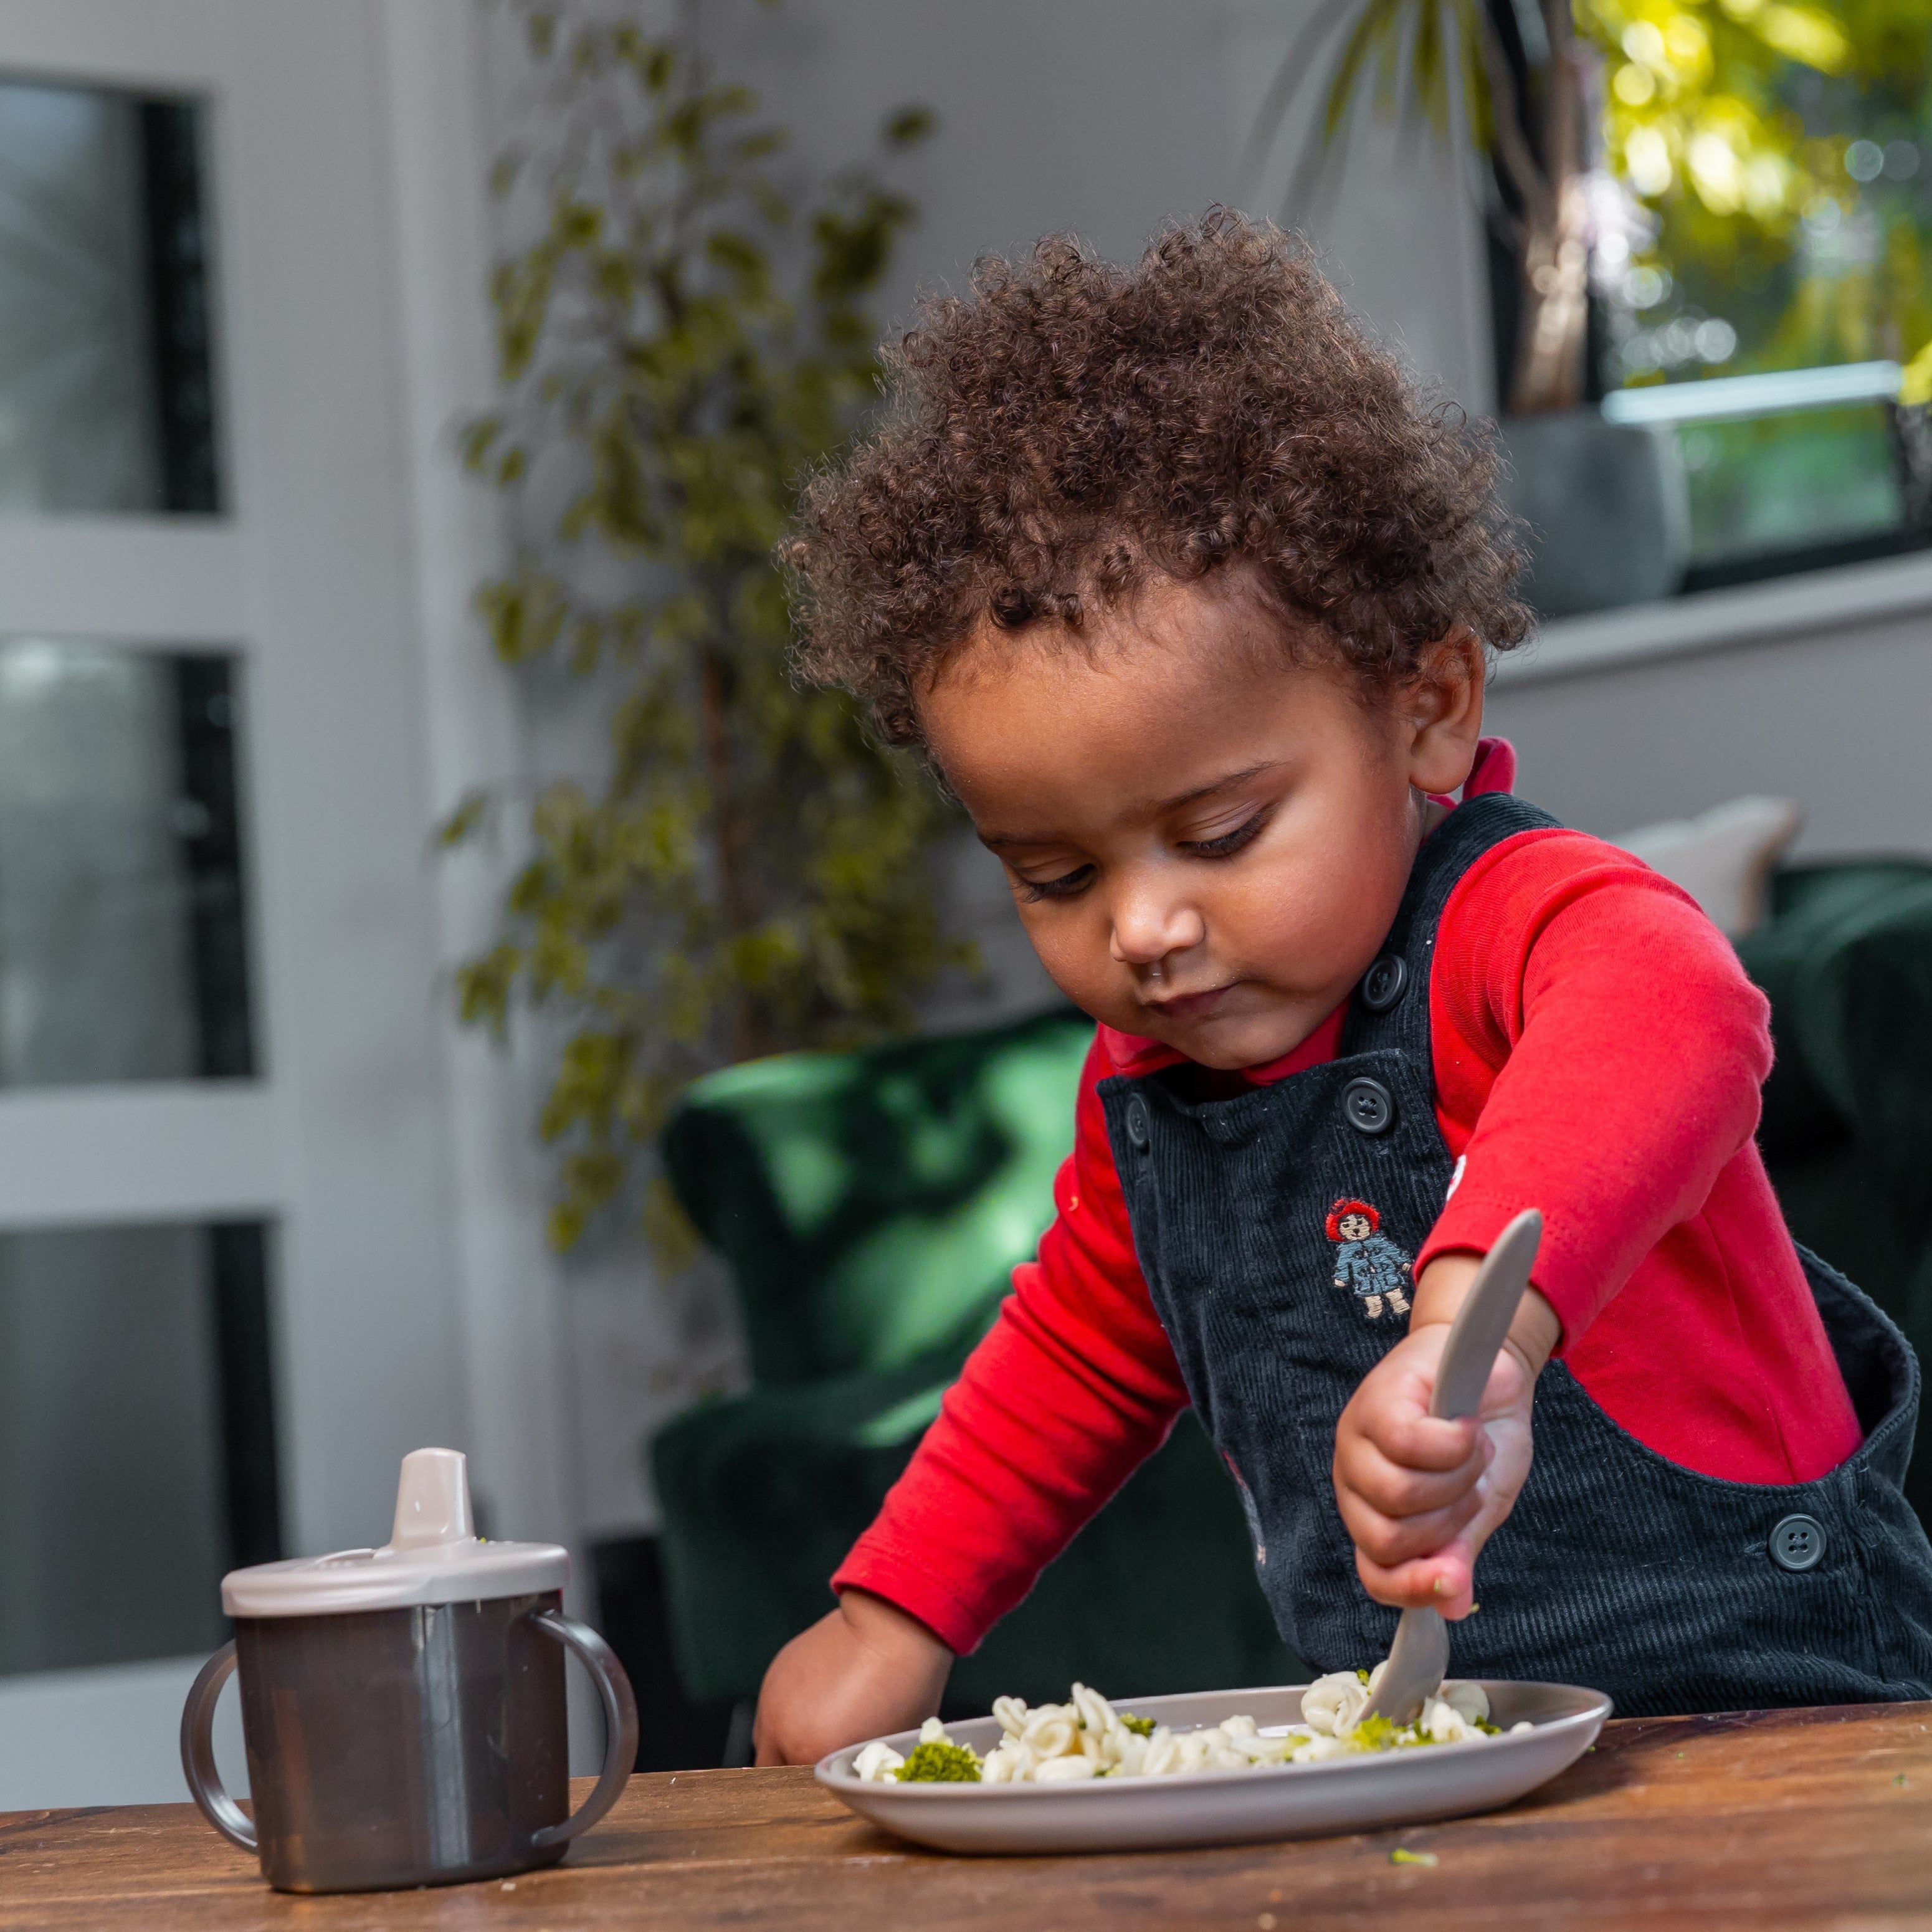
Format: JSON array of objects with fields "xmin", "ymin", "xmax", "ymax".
[
  {"xmin": 179, "ymin": 1642, "xmax": 257, "ymax": 1853},
  {"xmin": 528, "ymin": 1608, "xmax": 640, "ymax": 1851}
]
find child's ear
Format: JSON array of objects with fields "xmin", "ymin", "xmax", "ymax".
[{"xmin": 1399, "ymin": 626, "xmax": 1486, "ymax": 797}]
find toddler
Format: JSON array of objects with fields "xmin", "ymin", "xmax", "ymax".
[{"xmin": 754, "ymin": 214, "xmax": 1932, "ymax": 1761}]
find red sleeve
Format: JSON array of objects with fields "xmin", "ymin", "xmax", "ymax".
[
  {"xmin": 1416, "ymin": 829, "xmax": 1775, "ymax": 1347},
  {"xmin": 831, "ymin": 1034, "xmax": 1190, "ymax": 1654}
]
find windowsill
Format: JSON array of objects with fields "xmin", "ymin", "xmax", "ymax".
[{"xmin": 1492, "ymin": 547, "xmax": 1932, "ymax": 688}]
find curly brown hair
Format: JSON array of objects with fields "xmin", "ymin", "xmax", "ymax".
[{"xmin": 784, "ymin": 211, "xmax": 1530, "ymax": 747}]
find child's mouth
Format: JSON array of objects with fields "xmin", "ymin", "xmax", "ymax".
[{"xmin": 1146, "ymin": 984, "xmax": 1232, "ymax": 1021}]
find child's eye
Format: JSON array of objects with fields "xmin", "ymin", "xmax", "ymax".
[
  {"xmin": 1179, "ymin": 811, "xmax": 1268, "ymax": 860},
  {"xmin": 1015, "ymin": 864, "xmax": 1094, "ymax": 903}
]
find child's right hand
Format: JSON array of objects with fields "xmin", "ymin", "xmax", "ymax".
[
  {"xmin": 753, "ymin": 1588, "xmax": 953, "ymax": 1766},
  {"xmin": 1331, "ymin": 1252, "xmax": 1561, "ymax": 1618}
]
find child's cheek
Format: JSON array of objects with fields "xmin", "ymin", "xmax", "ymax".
[
  {"xmin": 1018, "ymin": 903, "xmax": 1131, "ymax": 1020},
  {"xmin": 1213, "ymin": 860, "xmax": 1356, "ymax": 991},
  {"xmin": 1225, "ymin": 812, "xmax": 1412, "ymax": 983}
]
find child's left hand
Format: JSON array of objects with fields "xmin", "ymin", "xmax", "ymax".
[{"xmin": 1331, "ymin": 1252, "xmax": 1561, "ymax": 1618}]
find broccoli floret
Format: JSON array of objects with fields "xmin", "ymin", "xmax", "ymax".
[
  {"xmin": 1118, "ymin": 1713, "xmax": 1156, "ymax": 1737},
  {"xmin": 1346, "ymin": 1714, "xmax": 1437, "ymax": 1752},
  {"xmin": 893, "ymin": 1741, "xmax": 982, "ymax": 1782}
]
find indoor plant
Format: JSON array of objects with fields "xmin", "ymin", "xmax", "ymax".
[{"xmin": 444, "ymin": 4, "xmax": 957, "ymax": 1251}]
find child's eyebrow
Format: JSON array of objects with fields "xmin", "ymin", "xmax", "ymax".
[
  {"xmin": 979, "ymin": 761, "xmax": 1283, "ymax": 849},
  {"xmin": 1149, "ymin": 761, "xmax": 1282, "ymax": 815}
]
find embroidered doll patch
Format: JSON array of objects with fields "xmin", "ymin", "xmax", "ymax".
[{"xmin": 1326, "ymin": 1198, "xmax": 1412, "ymax": 1321}]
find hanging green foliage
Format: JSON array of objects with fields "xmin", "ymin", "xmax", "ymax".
[{"xmin": 445, "ymin": 2, "xmax": 962, "ymax": 1252}]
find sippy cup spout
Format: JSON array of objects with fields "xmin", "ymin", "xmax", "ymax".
[{"xmin": 388, "ymin": 1447, "xmax": 476, "ymax": 1549}]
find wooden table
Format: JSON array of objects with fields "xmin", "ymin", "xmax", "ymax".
[{"xmin": 5, "ymin": 1703, "xmax": 1931, "ymax": 1930}]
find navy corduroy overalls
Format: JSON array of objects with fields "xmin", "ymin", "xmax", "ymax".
[{"xmin": 1099, "ymin": 791, "xmax": 1932, "ymax": 1716}]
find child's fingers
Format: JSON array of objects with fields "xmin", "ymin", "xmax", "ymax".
[
  {"xmin": 1344, "ymin": 1457, "xmax": 1483, "ymax": 1525},
  {"xmin": 1336, "ymin": 1481, "xmax": 1485, "ymax": 1569},
  {"xmin": 1359, "ymin": 1406, "xmax": 1486, "ymax": 1474},
  {"xmin": 1333, "ymin": 1458, "xmax": 1487, "ymax": 1553},
  {"xmin": 1355, "ymin": 1543, "xmax": 1478, "ymax": 1618},
  {"xmin": 1336, "ymin": 1425, "xmax": 1490, "ymax": 1520}
]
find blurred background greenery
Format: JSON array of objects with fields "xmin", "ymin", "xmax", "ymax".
[{"xmin": 1592, "ymin": 0, "xmax": 1932, "ymax": 387}]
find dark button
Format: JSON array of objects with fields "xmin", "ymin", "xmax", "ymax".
[
  {"xmin": 1125, "ymin": 1095, "xmax": 1151, "ymax": 1151},
  {"xmin": 1769, "ymin": 1513, "xmax": 1827, "ymax": 1573},
  {"xmin": 1361, "ymin": 955, "xmax": 1408, "ymax": 1013},
  {"xmin": 1341, "ymin": 1077, "xmax": 1396, "ymax": 1136}
]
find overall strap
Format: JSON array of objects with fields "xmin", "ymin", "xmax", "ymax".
[{"xmin": 1340, "ymin": 791, "xmax": 1561, "ymax": 1061}]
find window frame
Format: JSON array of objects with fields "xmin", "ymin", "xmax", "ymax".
[{"xmin": 0, "ymin": 0, "xmax": 513, "ymax": 1806}]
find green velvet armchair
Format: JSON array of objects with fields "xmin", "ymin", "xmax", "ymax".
[
  {"xmin": 1736, "ymin": 859, "xmax": 1932, "ymax": 1522},
  {"xmin": 650, "ymin": 1006, "xmax": 1298, "ymax": 1711}
]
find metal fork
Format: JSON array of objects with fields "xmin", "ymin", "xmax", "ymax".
[{"xmin": 1358, "ymin": 1207, "xmax": 1543, "ymax": 1728}]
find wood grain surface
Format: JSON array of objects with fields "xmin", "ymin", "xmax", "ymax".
[{"xmin": 4, "ymin": 1702, "xmax": 1930, "ymax": 1930}]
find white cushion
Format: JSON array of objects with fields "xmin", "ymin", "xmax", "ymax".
[{"xmin": 1610, "ymin": 796, "xmax": 1802, "ymax": 938}]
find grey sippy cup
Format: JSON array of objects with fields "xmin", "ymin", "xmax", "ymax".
[{"xmin": 180, "ymin": 1446, "xmax": 638, "ymax": 1893}]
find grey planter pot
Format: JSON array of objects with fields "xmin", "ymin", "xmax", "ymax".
[{"xmin": 1494, "ymin": 409, "xmax": 1690, "ymax": 620}]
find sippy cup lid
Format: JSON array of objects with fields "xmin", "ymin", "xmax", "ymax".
[{"xmin": 220, "ymin": 1447, "xmax": 569, "ymax": 1617}]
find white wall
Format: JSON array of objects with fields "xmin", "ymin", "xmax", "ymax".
[
  {"xmin": 380, "ymin": 0, "xmax": 588, "ymax": 1564},
  {"xmin": 1490, "ymin": 606, "xmax": 1932, "ymax": 855},
  {"xmin": 704, "ymin": 0, "xmax": 1492, "ymax": 409}
]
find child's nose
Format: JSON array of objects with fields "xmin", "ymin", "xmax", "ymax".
[{"xmin": 1108, "ymin": 882, "xmax": 1206, "ymax": 967}]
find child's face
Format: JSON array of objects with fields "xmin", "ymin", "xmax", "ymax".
[{"xmin": 921, "ymin": 571, "xmax": 1484, "ymax": 1070}]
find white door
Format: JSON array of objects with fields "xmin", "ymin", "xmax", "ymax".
[{"xmin": 0, "ymin": 0, "xmax": 481, "ymax": 1806}]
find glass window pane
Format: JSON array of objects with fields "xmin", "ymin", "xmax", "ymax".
[
  {"xmin": 1682, "ymin": 404, "xmax": 1906, "ymax": 568},
  {"xmin": 0, "ymin": 637, "xmax": 252, "ymax": 1087},
  {"xmin": 0, "ymin": 1221, "xmax": 277, "ymax": 1677},
  {"xmin": 0, "ymin": 78, "xmax": 218, "ymax": 514}
]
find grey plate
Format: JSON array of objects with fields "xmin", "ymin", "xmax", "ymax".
[{"xmin": 815, "ymin": 1680, "xmax": 1611, "ymax": 1855}]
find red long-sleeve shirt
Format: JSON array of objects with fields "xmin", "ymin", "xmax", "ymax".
[{"xmin": 834, "ymin": 781, "xmax": 1863, "ymax": 1657}]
